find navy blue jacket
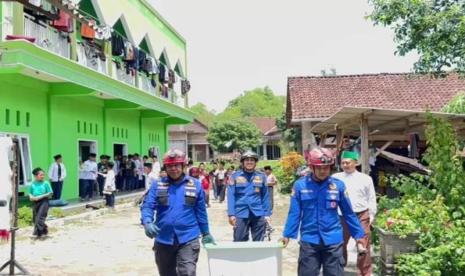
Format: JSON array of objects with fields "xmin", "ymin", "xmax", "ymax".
[
  {"xmin": 140, "ymin": 175, "xmax": 210, "ymax": 245},
  {"xmin": 227, "ymin": 170, "xmax": 271, "ymax": 218},
  {"xmin": 283, "ymin": 174, "xmax": 365, "ymax": 245}
]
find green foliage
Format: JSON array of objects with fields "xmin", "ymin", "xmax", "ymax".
[
  {"xmin": 374, "ymin": 114, "xmax": 465, "ymax": 274},
  {"xmin": 207, "ymin": 120, "xmax": 262, "ymax": 153},
  {"xmin": 423, "ymin": 113, "xmax": 465, "ymax": 217},
  {"xmin": 442, "ymin": 91, "xmax": 465, "ymax": 114},
  {"xmin": 18, "ymin": 206, "xmax": 33, "ymax": 227},
  {"xmin": 276, "ymin": 112, "xmax": 301, "ymax": 153},
  {"xmin": 216, "ymin": 87, "xmax": 285, "ymax": 122},
  {"xmin": 368, "ymin": 0, "xmax": 465, "ymax": 73},
  {"xmin": 50, "ymin": 207, "xmax": 65, "ymax": 219},
  {"xmin": 276, "ymin": 152, "xmax": 305, "ymax": 194},
  {"xmin": 189, "ymin": 103, "xmax": 216, "ymax": 127},
  {"xmin": 396, "ymin": 224, "xmax": 465, "ymax": 276}
]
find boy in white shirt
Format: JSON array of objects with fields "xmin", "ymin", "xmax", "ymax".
[{"xmin": 99, "ymin": 162, "xmax": 116, "ymax": 208}]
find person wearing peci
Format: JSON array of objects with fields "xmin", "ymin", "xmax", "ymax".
[
  {"xmin": 48, "ymin": 154, "xmax": 66, "ymax": 200},
  {"xmin": 332, "ymin": 151, "xmax": 377, "ymax": 276}
]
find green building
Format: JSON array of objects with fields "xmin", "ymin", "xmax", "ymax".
[{"xmin": 0, "ymin": 0, "xmax": 193, "ymax": 200}]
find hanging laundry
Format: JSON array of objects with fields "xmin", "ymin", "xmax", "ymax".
[
  {"xmin": 168, "ymin": 70, "xmax": 176, "ymax": 89},
  {"xmin": 52, "ymin": 10, "xmax": 73, "ymax": 33},
  {"xmin": 158, "ymin": 64, "xmax": 166, "ymax": 82},
  {"xmin": 150, "ymin": 75, "xmax": 157, "ymax": 88},
  {"xmin": 123, "ymin": 41, "xmax": 135, "ymax": 61},
  {"xmin": 111, "ymin": 34, "xmax": 124, "ymax": 56},
  {"xmin": 138, "ymin": 51, "xmax": 147, "ymax": 73},
  {"xmin": 181, "ymin": 80, "xmax": 191, "ymax": 95},
  {"xmin": 81, "ymin": 20, "xmax": 96, "ymax": 39},
  {"xmin": 0, "ymin": 137, "xmax": 13, "ymax": 242},
  {"xmin": 95, "ymin": 25, "xmax": 112, "ymax": 40},
  {"xmin": 161, "ymin": 83, "xmax": 169, "ymax": 98},
  {"xmin": 29, "ymin": 0, "xmax": 41, "ymax": 7}
]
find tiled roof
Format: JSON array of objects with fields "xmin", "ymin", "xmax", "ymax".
[
  {"xmin": 249, "ymin": 117, "xmax": 278, "ymax": 135},
  {"xmin": 168, "ymin": 119, "xmax": 208, "ymax": 133},
  {"xmin": 287, "ymin": 73, "xmax": 465, "ymax": 124}
]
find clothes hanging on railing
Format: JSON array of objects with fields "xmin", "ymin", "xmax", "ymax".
[
  {"xmin": 95, "ymin": 25, "xmax": 112, "ymax": 40},
  {"xmin": 29, "ymin": 0, "xmax": 41, "ymax": 7},
  {"xmin": 123, "ymin": 41, "xmax": 135, "ymax": 61},
  {"xmin": 158, "ymin": 64, "xmax": 166, "ymax": 82},
  {"xmin": 111, "ymin": 35, "xmax": 124, "ymax": 56},
  {"xmin": 81, "ymin": 20, "xmax": 96, "ymax": 39},
  {"xmin": 51, "ymin": 10, "xmax": 73, "ymax": 33},
  {"xmin": 181, "ymin": 80, "xmax": 191, "ymax": 95},
  {"xmin": 161, "ymin": 83, "xmax": 169, "ymax": 98}
]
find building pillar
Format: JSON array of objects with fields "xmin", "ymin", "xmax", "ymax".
[
  {"xmin": 192, "ymin": 144, "xmax": 196, "ymax": 162},
  {"xmin": 301, "ymin": 121, "xmax": 317, "ymax": 152},
  {"xmin": 205, "ymin": 144, "xmax": 210, "ymax": 162},
  {"xmin": 262, "ymin": 143, "xmax": 267, "ymax": 160},
  {"xmin": 360, "ymin": 115, "xmax": 370, "ymax": 174}
]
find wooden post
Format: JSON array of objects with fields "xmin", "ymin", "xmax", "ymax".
[
  {"xmin": 335, "ymin": 127, "xmax": 343, "ymax": 152},
  {"xmin": 360, "ymin": 114, "xmax": 370, "ymax": 174}
]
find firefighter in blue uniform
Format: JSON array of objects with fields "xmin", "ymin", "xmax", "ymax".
[
  {"xmin": 281, "ymin": 148, "xmax": 366, "ymax": 276},
  {"xmin": 140, "ymin": 149, "xmax": 215, "ymax": 276},
  {"xmin": 227, "ymin": 150, "xmax": 271, "ymax": 241}
]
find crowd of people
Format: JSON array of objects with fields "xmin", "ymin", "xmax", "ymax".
[
  {"xmin": 141, "ymin": 147, "xmax": 376, "ymax": 276},
  {"xmin": 24, "ymin": 145, "xmax": 375, "ymax": 276}
]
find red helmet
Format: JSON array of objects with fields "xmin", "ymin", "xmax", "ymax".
[
  {"xmin": 163, "ymin": 149, "xmax": 186, "ymax": 166},
  {"xmin": 307, "ymin": 148, "xmax": 335, "ymax": 166},
  {"xmin": 189, "ymin": 167, "xmax": 200, "ymax": 177}
]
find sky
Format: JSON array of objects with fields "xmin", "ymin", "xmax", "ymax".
[{"xmin": 148, "ymin": 0, "xmax": 418, "ymax": 113}]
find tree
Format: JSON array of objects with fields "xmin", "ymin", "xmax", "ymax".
[
  {"xmin": 442, "ymin": 91, "xmax": 465, "ymax": 113},
  {"xmin": 368, "ymin": 0, "xmax": 465, "ymax": 74},
  {"xmin": 207, "ymin": 120, "xmax": 262, "ymax": 153},
  {"xmin": 216, "ymin": 87, "xmax": 285, "ymax": 122},
  {"xmin": 276, "ymin": 112, "xmax": 301, "ymax": 152},
  {"xmin": 189, "ymin": 103, "xmax": 216, "ymax": 126}
]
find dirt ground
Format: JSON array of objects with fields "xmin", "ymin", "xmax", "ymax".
[{"xmin": 0, "ymin": 193, "xmax": 359, "ymax": 276}]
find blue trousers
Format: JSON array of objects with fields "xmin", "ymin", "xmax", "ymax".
[
  {"xmin": 233, "ymin": 215, "xmax": 266, "ymax": 242},
  {"xmin": 298, "ymin": 241, "xmax": 344, "ymax": 276},
  {"xmin": 51, "ymin": 181, "xmax": 63, "ymax": 200}
]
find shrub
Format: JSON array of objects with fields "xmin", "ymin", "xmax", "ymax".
[{"xmin": 18, "ymin": 206, "xmax": 33, "ymax": 227}]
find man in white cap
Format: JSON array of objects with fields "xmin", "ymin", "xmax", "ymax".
[{"xmin": 332, "ymin": 151, "xmax": 377, "ymax": 276}]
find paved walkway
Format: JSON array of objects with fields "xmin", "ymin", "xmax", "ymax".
[{"xmin": 0, "ymin": 193, "xmax": 360, "ymax": 275}]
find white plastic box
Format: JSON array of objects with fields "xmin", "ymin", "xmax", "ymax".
[{"xmin": 205, "ymin": 241, "xmax": 283, "ymax": 276}]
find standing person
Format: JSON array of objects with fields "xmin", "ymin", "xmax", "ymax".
[
  {"xmin": 133, "ymin": 154, "xmax": 143, "ymax": 190},
  {"xmin": 143, "ymin": 163, "xmax": 158, "ymax": 191},
  {"xmin": 281, "ymin": 148, "xmax": 366, "ymax": 276},
  {"xmin": 114, "ymin": 155, "xmax": 122, "ymax": 192},
  {"xmin": 227, "ymin": 150, "xmax": 271, "ymax": 242},
  {"xmin": 48, "ymin": 154, "xmax": 67, "ymax": 200},
  {"xmin": 78, "ymin": 161, "xmax": 86, "ymax": 201},
  {"xmin": 124, "ymin": 154, "xmax": 135, "ymax": 191},
  {"xmin": 29, "ymin": 168, "xmax": 53, "ymax": 240},
  {"xmin": 263, "ymin": 166, "xmax": 277, "ymax": 211},
  {"xmin": 214, "ymin": 161, "xmax": 227, "ymax": 203},
  {"xmin": 333, "ymin": 151, "xmax": 377, "ymax": 276},
  {"xmin": 140, "ymin": 149, "xmax": 215, "ymax": 276},
  {"xmin": 97, "ymin": 155, "xmax": 109, "ymax": 197},
  {"xmin": 209, "ymin": 163, "xmax": 218, "ymax": 201},
  {"xmin": 199, "ymin": 163, "xmax": 210, "ymax": 208},
  {"xmin": 152, "ymin": 155, "xmax": 161, "ymax": 180},
  {"xmin": 159, "ymin": 166, "xmax": 167, "ymax": 178},
  {"xmin": 82, "ymin": 153, "xmax": 98, "ymax": 200},
  {"xmin": 99, "ymin": 162, "xmax": 116, "ymax": 208}
]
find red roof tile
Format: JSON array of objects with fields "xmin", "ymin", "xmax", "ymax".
[
  {"xmin": 249, "ymin": 117, "xmax": 277, "ymax": 135},
  {"xmin": 287, "ymin": 73, "xmax": 465, "ymax": 124}
]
